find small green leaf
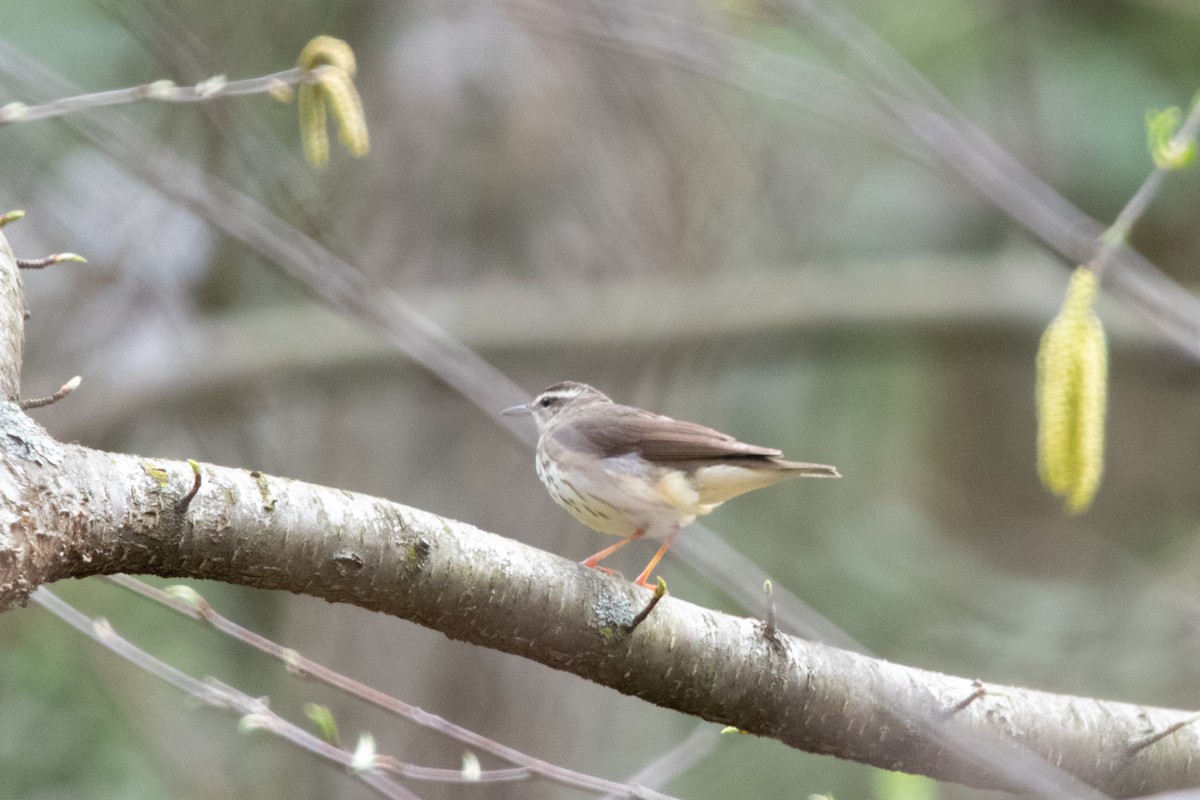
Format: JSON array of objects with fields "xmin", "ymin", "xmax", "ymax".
[
  {"xmin": 304, "ymin": 703, "xmax": 339, "ymax": 744},
  {"xmin": 1146, "ymin": 106, "xmax": 1197, "ymax": 170}
]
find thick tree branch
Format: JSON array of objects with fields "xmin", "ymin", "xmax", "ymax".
[{"xmin": 0, "ymin": 398, "xmax": 1196, "ymax": 797}]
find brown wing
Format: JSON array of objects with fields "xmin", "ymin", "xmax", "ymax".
[{"xmin": 556, "ymin": 406, "xmax": 784, "ymax": 461}]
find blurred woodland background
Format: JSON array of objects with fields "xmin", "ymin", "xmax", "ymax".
[{"xmin": 2, "ymin": 0, "xmax": 1200, "ymax": 798}]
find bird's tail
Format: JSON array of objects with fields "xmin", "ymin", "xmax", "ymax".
[
  {"xmin": 692, "ymin": 459, "xmax": 840, "ymax": 505},
  {"xmin": 775, "ymin": 460, "xmax": 841, "ymax": 478}
]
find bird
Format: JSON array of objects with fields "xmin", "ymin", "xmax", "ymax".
[{"xmin": 503, "ymin": 381, "xmax": 839, "ymax": 588}]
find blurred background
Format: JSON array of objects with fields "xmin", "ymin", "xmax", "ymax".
[{"xmin": 1, "ymin": 0, "xmax": 1200, "ymax": 798}]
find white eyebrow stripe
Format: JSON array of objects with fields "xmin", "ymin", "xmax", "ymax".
[{"xmin": 542, "ymin": 389, "xmax": 584, "ymax": 402}]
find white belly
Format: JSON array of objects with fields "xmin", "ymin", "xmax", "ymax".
[{"xmin": 536, "ymin": 452, "xmax": 712, "ymax": 538}]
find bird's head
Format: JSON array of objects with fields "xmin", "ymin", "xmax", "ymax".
[{"xmin": 502, "ymin": 382, "xmax": 612, "ymax": 429}]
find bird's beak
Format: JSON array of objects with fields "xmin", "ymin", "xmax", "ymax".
[{"xmin": 501, "ymin": 401, "xmax": 532, "ymax": 416}]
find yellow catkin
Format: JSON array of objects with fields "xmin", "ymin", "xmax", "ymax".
[
  {"xmin": 295, "ymin": 36, "xmax": 368, "ymax": 167},
  {"xmin": 1036, "ymin": 316, "xmax": 1074, "ymax": 493},
  {"xmin": 1066, "ymin": 314, "xmax": 1107, "ymax": 513},
  {"xmin": 297, "ymin": 35, "xmax": 357, "ymax": 76},
  {"xmin": 297, "ymin": 82, "xmax": 329, "ymax": 168},
  {"xmin": 1035, "ymin": 267, "xmax": 1107, "ymax": 513},
  {"xmin": 317, "ymin": 68, "xmax": 370, "ymax": 157}
]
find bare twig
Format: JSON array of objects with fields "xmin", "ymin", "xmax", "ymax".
[
  {"xmin": 628, "ymin": 578, "xmax": 668, "ymax": 631},
  {"xmin": 0, "ymin": 70, "xmax": 301, "ymax": 127},
  {"xmin": 174, "ymin": 459, "xmax": 202, "ymax": 513},
  {"xmin": 761, "ymin": 579, "xmax": 778, "ymax": 643},
  {"xmin": 1129, "ymin": 713, "xmax": 1200, "ymax": 756},
  {"xmin": 16, "ymin": 252, "xmax": 85, "ymax": 269},
  {"xmin": 31, "ymin": 588, "xmax": 422, "ymax": 800},
  {"xmin": 105, "ymin": 575, "xmax": 681, "ymax": 800},
  {"xmin": 19, "ymin": 375, "xmax": 81, "ymax": 410},
  {"xmin": 944, "ymin": 680, "xmax": 988, "ymax": 718},
  {"xmin": 1091, "ymin": 97, "xmax": 1200, "ymax": 278}
]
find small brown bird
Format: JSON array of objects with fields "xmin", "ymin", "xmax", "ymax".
[{"xmin": 504, "ymin": 382, "xmax": 839, "ymax": 588}]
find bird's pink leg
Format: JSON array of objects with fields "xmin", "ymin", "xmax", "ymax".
[
  {"xmin": 634, "ymin": 525, "xmax": 679, "ymax": 588},
  {"xmin": 581, "ymin": 529, "xmax": 646, "ymax": 573}
]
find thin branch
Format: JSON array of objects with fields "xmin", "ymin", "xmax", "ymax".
[
  {"xmin": 174, "ymin": 459, "xmax": 202, "ymax": 512},
  {"xmin": 19, "ymin": 375, "xmax": 80, "ymax": 411},
  {"xmin": 1129, "ymin": 713, "xmax": 1200, "ymax": 757},
  {"xmin": 495, "ymin": 0, "xmax": 1200, "ymax": 360},
  {"xmin": 1093, "ymin": 98, "xmax": 1200, "ymax": 277},
  {"xmin": 105, "ymin": 575, "xmax": 682, "ymax": 800},
  {"xmin": 628, "ymin": 578, "xmax": 668, "ymax": 631},
  {"xmin": 15, "ymin": 252, "xmax": 86, "ymax": 269},
  {"xmin": 0, "ymin": 69, "xmax": 301, "ymax": 127},
  {"xmin": 31, "ymin": 588, "xmax": 422, "ymax": 800},
  {"xmin": 373, "ymin": 757, "xmax": 530, "ymax": 784}
]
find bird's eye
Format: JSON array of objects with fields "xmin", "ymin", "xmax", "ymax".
[{"xmin": 539, "ymin": 396, "xmax": 554, "ymax": 408}]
